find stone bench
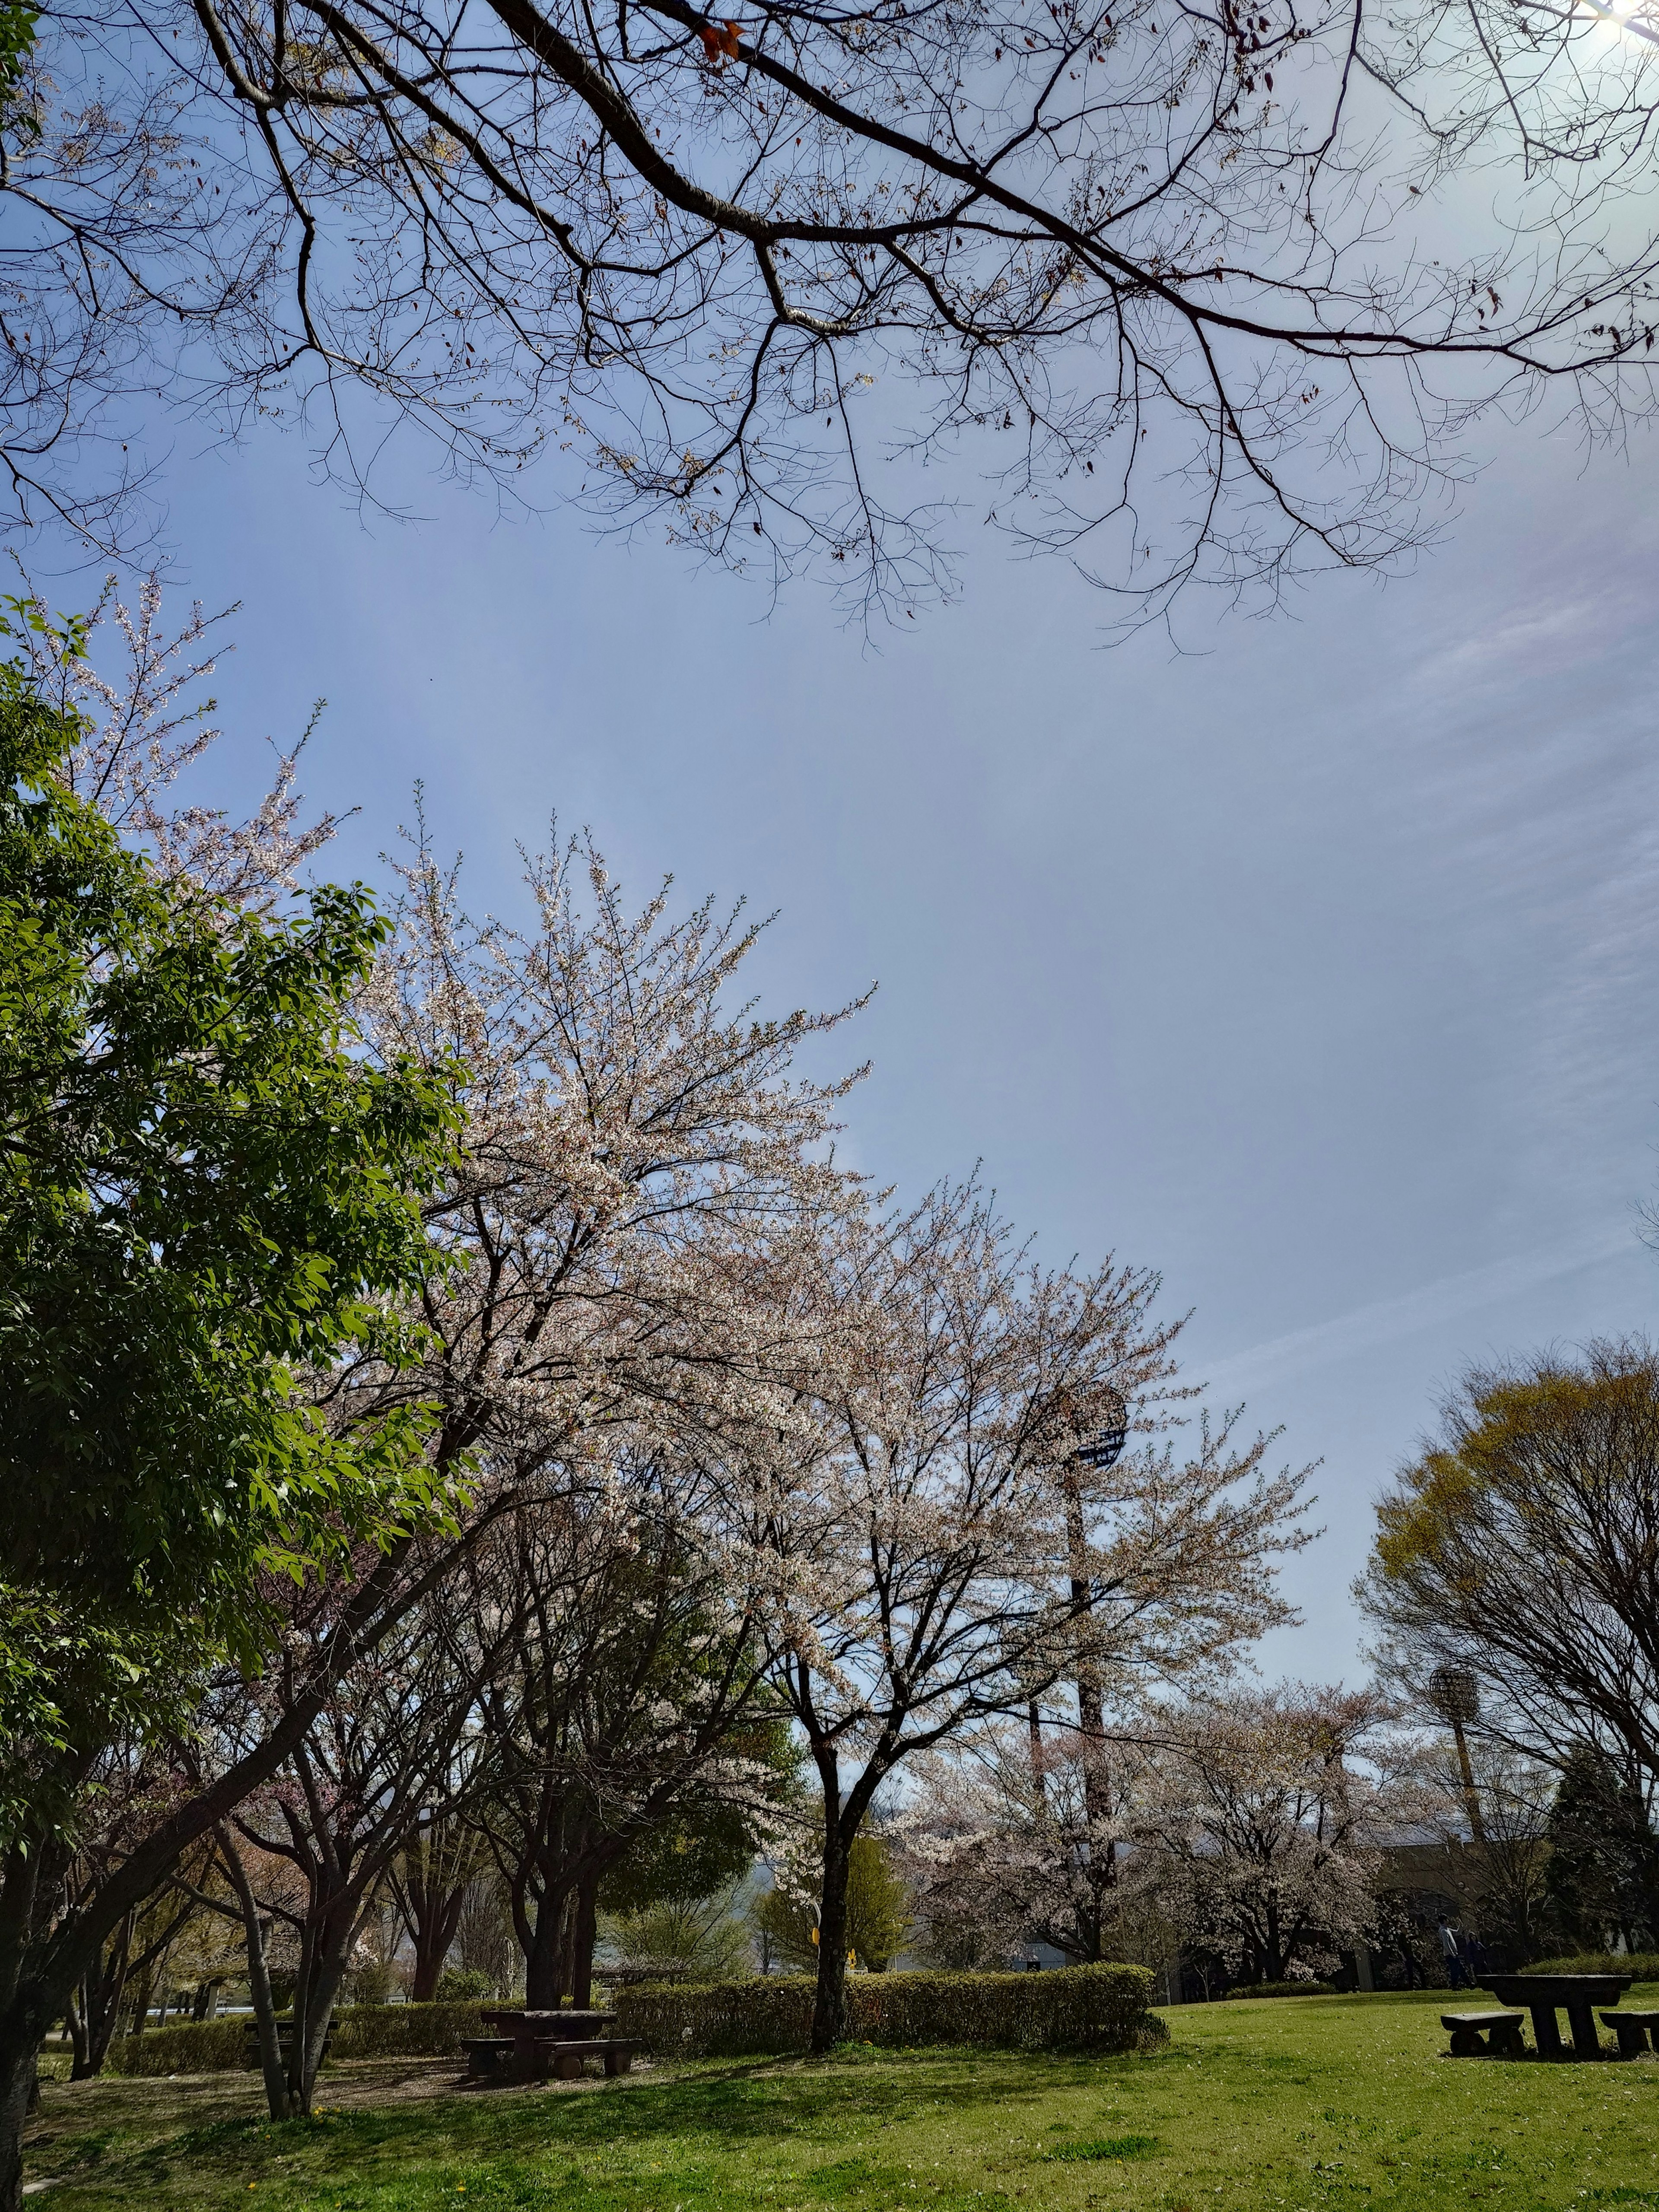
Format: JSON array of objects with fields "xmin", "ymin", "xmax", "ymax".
[
  {"xmin": 462, "ymin": 2034, "xmax": 645, "ymax": 2082},
  {"xmin": 461, "ymin": 2036, "xmax": 520, "ymax": 2079},
  {"xmin": 1602, "ymin": 2009, "xmax": 1659, "ymax": 2058},
  {"xmin": 540, "ymin": 2037, "xmax": 645, "ymax": 2081},
  {"xmin": 1442, "ymin": 2010, "xmax": 1526, "ymax": 2057},
  {"xmin": 241, "ymin": 2024, "xmax": 331, "ymax": 2067}
]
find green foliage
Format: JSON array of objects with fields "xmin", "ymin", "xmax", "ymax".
[
  {"xmin": 326, "ymin": 2002, "xmax": 489, "ymax": 2059},
  {"xmin": 103, "ymin": 2018, "xmax": 248, "ymax": 2075},
  {"xmin": 1543, "ymin": 1749, "xmax": 1659, "ymax": 1951},
  {"xmin": 600, "ymin": 1800, "xmax": 763, "ymax": 1915},
  {"xmin": 0, "ymin": 6, "xmax": 36, "ymax": 120},
  {"xmin": 102, "ymin": 2002, "xmax": 489, "ymax": 2075},
  {"xmin": 0, "ymin": 665, "xmax": 461, "ymax": 1843},
  {"xmin": 844, "ymin": 1834, "xmax": 912, "ymax": 1971},
  {"xmin": 752, "ymin": 1834, "xmax": 912, "ymax": 1973},
  {"xmin": 601, "ymin": 1892, "xmax": 754, "ymax": 1980},
  {"xmin": 614, "ymin": 1962, "xmax": 1163, "ymax": 2058},
  {"xmin": 434, "ymin": 1967, "xmax": 494, "ymax": 2002}
]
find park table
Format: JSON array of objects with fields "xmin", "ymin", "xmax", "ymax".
[
  {"xmin": 477, "ymin": 2007, "xmax": 618, "ymax": 2075},
  {"xmin": 1480, "ymin": 1974, "xmax": 1633, "ymax": 2059}
]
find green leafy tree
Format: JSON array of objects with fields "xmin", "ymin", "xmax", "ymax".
[
  {"xmin": 755, "ymin": 1834, "xmax": 912, "ymax": 1977},
  {"xmin": 0, "ymin": 660, "xmax": 458, "ymax": 2210},
  {"xmin": 1544, "ymin": 1749, "xmax": 1659, "ymax": 1955}
]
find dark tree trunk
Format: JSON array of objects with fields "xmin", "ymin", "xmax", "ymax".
[
  {"xmin": 394, "ymin": 1824, "xmax": 475, "ymax": 2004},
  {"xmin": 407, "ymin": 1881, "xmax": 469, "ymax": 2004},
  {"xmin": 524, "ymin": 1881, "xmax": 572, "ymax": 2011},
  {"xmin": 69, "ymin": 1910, "xmax": 135, "ymax": 2081},
  {"xmin": 0, "ymin": 2037, "xmax": 37, "ymax": 2212},
  {"xmin": 570, "ymin": 1876, "xmax": 599, "ymax": 2009},
  {"xmin": 219, "ymin": 1831, "xmax": 292, "ymax": 2120},
  {"xmin": 811, "ymin": 1822, "xmax": 851, "ymax": 2054}
]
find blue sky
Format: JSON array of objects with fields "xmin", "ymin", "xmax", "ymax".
[{"xmin": 85, "ymin": 384, "xmax": 1659, "ymax": 1688}]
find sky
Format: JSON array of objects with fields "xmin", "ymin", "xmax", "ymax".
[{"xmin": 70, "ymin": 369, "xmax": 1659, "ymax": 1692}]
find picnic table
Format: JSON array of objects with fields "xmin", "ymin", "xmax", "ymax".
[
  {"xmin": 1480, "ymin": 1973, "xmax": 1634, "ymax": 2059},
  {"xmin": 464, "ymin": 2007, "xmax": 631, "ymax": 2084}
]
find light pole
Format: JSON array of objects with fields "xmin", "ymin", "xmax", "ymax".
[
  {"xmin": 1063, "ymin": 1390, "xmax": 1130, "ymax": 1847},
  {"xmin": 1027, "ymin": 1389, "xmax": 1130, "ymax": 1828},
  {"xmin": 1429, "ymin": 1665, "xmax": 1487, "ymax": 1849}
]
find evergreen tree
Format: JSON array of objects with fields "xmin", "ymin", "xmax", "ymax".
[{"xmin": 1544, "ymin": 1748, "xmax": 1659, "ymax": 1953}]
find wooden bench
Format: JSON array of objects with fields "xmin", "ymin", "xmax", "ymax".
[
  {"xmin": 1442, "ymin": 2010, "xmax": 1526, "ymax": 2057},
  {"xmin": 1602, "ymin": 2009, "xmax": 1659, "ymax": 2058}
]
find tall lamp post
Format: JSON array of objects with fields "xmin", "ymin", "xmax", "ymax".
[
  {"xmin": 1027, "ymin": 1390, "xmax": 1130, "ymax": 1817},
  {"xmin": 1428, "ymin": 1665, "xmax": 1488, "ymax": 1850},
  {"xmin": 1064, "ymin": 1390, "xmax": 1131, "ymax": 1846}
]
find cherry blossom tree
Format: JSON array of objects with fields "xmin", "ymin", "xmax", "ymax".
[
  {"xmin": 762, "ymin": 1176, "xmax": 1310, "ymax": 2047},
  {"xmin": 469, "ymin": 1442, "xmax": 793, "ymax": 2008},
  {"xmin": 6, "ymin": 575, "xmax": 339, "ymax": 902},
  {"xmin": 1142, "ymin": 1684, "xmax": 1390, "ymax": 1985}
]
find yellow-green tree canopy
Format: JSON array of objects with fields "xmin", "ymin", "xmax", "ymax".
[{"xmin": 1360, "ymin": 1341, "xmax": 1659, "ymax": 1792}]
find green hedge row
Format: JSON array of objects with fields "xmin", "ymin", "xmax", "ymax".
[
  {"xmin": 105, "ymin": 2019, "xmax": 247, "ymax": 2076},
  {"xmin": 1524, "ymin": 1954, "xmax": 1659, "ymax": 1980},
  {"xmin": 614, "ymin": 1964, "xmax": 1165, "ymax": 2059},
  {"xmin": 329, "ymin": 2002, "xmax": 488, "ymax": 2059},
  {"xmin": 103, "ymin": 2001, "xmax": 491, "ymax": 2076}
]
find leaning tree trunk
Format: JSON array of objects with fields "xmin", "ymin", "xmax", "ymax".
[{"xmin": 218, "ymin": 1831, "xmax": 292, "ymax": 2120}]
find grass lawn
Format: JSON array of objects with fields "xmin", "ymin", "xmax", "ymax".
[{"xmin": 21, "ymin": 1986, "xmax": 1659, "ymax": 2212}]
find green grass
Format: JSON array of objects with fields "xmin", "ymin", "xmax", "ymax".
[{"xmin": 22, "ymin": 1985, "xmax": 1659, "ymax": 2211}]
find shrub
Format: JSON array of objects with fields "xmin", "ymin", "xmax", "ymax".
[
  {"xmin": 434, "ymin": 1967, "xmax": 495, "ymax": 2002},
  {"xmin": 1523, "ymin": 1954, "xmax": 1659, "ymax": 1980},
  {"xmin": 102, "ymin": 2000, "xmax": 491, "ymax": 2076},
  {"xmin": 614, "ymin": 1963, "xmax": 1165, "ymax": 2059},
  {"xmin": 1227, "ymin": 1981, "xmax": 1338, "ymax": 1999},
  {"xmin": 326, "ymin": 2002, "xmax": 487, "ymax": 2058},
  {"xmin": 105, "ymin": 2019, "xmax": 247, "ymax": 2076}
]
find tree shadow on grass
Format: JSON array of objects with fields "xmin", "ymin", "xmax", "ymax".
[{"xmin": 32, "ymin": 2049, "xmax": 1122, "ymax": 2196}]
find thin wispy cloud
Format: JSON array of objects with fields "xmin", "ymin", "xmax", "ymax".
[{"xmin": 1203, "ymin": 1222, "xmax": 1640, "ymax": 1396}]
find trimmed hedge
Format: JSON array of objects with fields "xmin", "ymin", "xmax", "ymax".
[
  {"xmin": 1524, "ymin": 1954, "xmax": 1659, "ymax": 1980},
  {"xmin": 614, "ymin": 1963, "xmax": 1165, "ymax": 2059},
  {"xmin": 103, "ymin": 2000, "xmax": 490, "ymax": 2076},
  {"xmin": 328, "ymin": 2002, "xmax": 487, "ymax": 2058},
  {"xmin": 105, "ymin": 2019, "xmax": 247, "ymax": 2076},
  {"xmin": 1227, "ymin": 1981, "xmax": 1338, "ymax": 1999}
]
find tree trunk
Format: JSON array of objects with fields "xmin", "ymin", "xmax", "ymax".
[
  {"xmin": 293, "ymin": 1944, "xmax": 350, "ymax": 2118},
  {"xmin": 69, "ymin": 1909, "xmax": 134, "ymax": 2082},
  {"xmin": 811, "ymin": 1822, "xmax": 852, "ymax": 2054},
  {"xmin": 570, "ymin": 1876, "xmax": 599, "ymax": 2009},
  {"xmin": 524, "ymin": 1882, "xmax": 572, "ymax": 2011},
  {"xmin": 0, "ymin": 2037, "xmax": 36, "ymax": 2212},
  {"xmin": 218, "ymin": 1831, "xmax": 292, "ymax": 2121},
  {"xmin": 396, "ymin": 1825, "xmax": 475, "ymax": 2004},
  {"xmin": 63, "ymin": 2000, "xmax": 87, "ymax": 2080},
  {"xmin": 407, "ymin": 1881, "xmax": 469, "ymax": 2004}
]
